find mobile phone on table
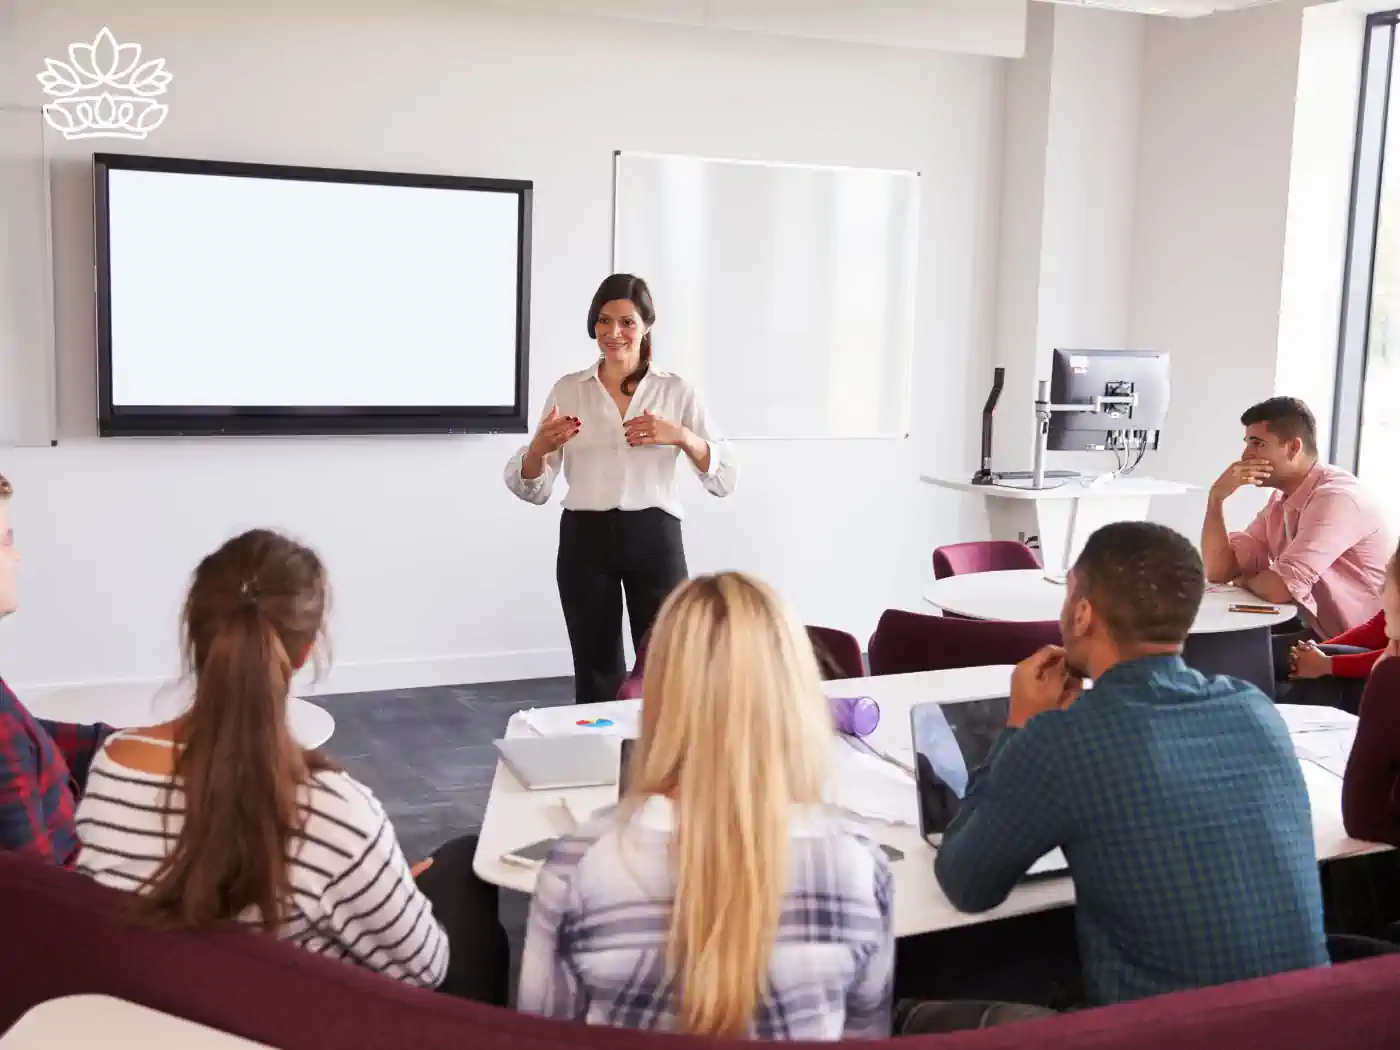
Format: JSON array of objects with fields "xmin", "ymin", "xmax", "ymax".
[{"xmin": 501, "ymin": 836, "xmax": 560, "ymax": 869}]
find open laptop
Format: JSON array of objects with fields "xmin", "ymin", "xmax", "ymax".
[
  {"xmin": 494, "ymin": 734, "xmax": 626, "ymax": 791},
  {"xmin": 909, "ymin": 697, "xmax": 1068, "ymax": 880}
]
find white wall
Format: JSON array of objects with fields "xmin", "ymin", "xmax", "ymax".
[
  {"xmin": 1276, "ymin": 1, "xmax": 1372, "ymax": 455},
  {"xmin": 1129, "ymin": 0, "xmax": 1317, "ymax": 538},
  {"xmin": 479, "ymin": 0, "xmax": 1030, "ymax": 58},
  {"xmin": 987, "ymin": 3, "xmax": 1145, "ymax": 472},
  {"xmin": 0, "ymin": 2, "xmax": 1003, "ymax": 694}
]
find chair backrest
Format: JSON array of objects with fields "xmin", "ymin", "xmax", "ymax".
[
  {"xmin": 867, "ymin": 608, "xmax": 1061, "ymax": 677},
  {"xmin": 806, "ymin": 625, "xmax": 865, "ymax": 680},
  {"xmin": 9, "ymin": 852, "xmax": 1400, "ymax": 1050},
  {"xmin": 933, "ymin": 540, "xmax": 1040, "ymax": 580},
  {"xmin": 617, "ymin": 624, "xmax": 864, "ymax": 699}
]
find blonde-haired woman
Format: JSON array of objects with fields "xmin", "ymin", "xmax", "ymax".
[{"xmin": 517, "ymin": 571, "xmax": 893, "ymax": 1039}]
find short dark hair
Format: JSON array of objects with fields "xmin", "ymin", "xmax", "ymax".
[
  {"xmin": 1241, "ymin": 397, "xmax": 1317, "ymax": 456},
  {"xmin": 1071, "ymin": 522, "xmax": 1204, "ymax": 646},
  {"xmin": 0, "ymin": 473, "xmax": 9, "ymax": 499}
]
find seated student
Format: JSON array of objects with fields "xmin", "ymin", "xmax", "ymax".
[
  {"xmin": 74, "ymin": 528, "xmax": 508, "ymax": 1003},
  {"xmin": 1286, "ymin": 543, "xmax": 1400, "ymax": 713},
  {"xmin": 0, "ymin": 470, "xmax": 113, "ymax": 864},
  {"xmin": 1201, "ymin": 397, "xmax": 1390, "ymax": 655},
  {"xmin": 519, "ymin": 571, "xmax": 1049, "ymax": 1038},
  {"xmin": 518, "ymin": 571, "xmax": 894, "ymax": 1039},
  {"xmin": 935, "ymin": 521, "xmax": 1329, "ymax": 1007},
  {"xmin": 1341, "ymin": 554, "xmax": 1400, "ymax": 845}
]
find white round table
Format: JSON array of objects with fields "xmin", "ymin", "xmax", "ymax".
[
  {"xmin": 25, "ymin": 680, "xmax": 336, "ymax": 749},
  {"xmin": 924, "ymin": 569, "xmax": 1295, "ymax": 634}
]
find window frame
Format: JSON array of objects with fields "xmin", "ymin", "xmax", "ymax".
[{"xmin": 1333, "ymin": 10, "xmax": 1400, "ymax": 471}]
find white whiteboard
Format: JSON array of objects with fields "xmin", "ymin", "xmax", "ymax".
[{"xmin": 612, "ymin": 152, "xmax": 919, "ymax": 439}]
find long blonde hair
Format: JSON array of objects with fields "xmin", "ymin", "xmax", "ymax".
[{"xmin": 625, "ymin": 572, "xmax": 834, "ymax": 1037}]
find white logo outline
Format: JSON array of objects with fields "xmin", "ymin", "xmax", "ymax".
[{"xmin": 36, "ymin": 27, "xmax": 172, "ymax": 141}]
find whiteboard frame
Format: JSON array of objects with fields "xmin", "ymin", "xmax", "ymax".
[{"xmin": 610, "ymin": 150, "xmax": 919, "ymax": 442}]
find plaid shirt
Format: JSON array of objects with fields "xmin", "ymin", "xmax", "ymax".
[
  {"xmin": 0, "ymin": 676, "xmax": 113, "ymax": 865},
  {"xmin": 935, "ymin": 654, "xmax": 1329, "ymax": 1006},
  {"xmin": 519, "ymin": 797, "xmax": 893, "ymax": 1039}
]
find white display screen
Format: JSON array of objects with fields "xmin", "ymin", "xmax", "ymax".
[{"xmin": 102, "ymin": 165, "xmax": 524, "ymax": 416}]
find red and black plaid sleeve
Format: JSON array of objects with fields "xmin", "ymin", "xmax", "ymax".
[
  {"xmin": 36, "ymin": 716, "xmax": 114, "ymax": 795},
  {"xmin": 0, "ymin": 699, "xmax": 63, "ymax": 863},
  {"xmin": 0, "ymin": 678, "xmax": 94, "ymax": 865}
]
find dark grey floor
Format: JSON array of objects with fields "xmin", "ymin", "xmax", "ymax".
[
  {"xmin": 316, "ymin": 676, "xmax": 575, "ymax": 860},
  {"xmin": 315, "ymin": 675, "xmax": 576, "ymax": 984}
]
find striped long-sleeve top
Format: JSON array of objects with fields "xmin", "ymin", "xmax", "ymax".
[{"xmin": 73, "ymin": 731, "xmax": 449, "ymax": 988}]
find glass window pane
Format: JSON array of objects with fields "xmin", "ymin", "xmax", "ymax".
[{"xmin": 1354, "ymin": 20, "xmax": 1400, "ymax": 522}]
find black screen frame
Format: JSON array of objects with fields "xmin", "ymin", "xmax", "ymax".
[
  {"xmin": 93, "ymin": 152, "xmax": 533, "ymax": 438},
  {"xmin": 911, "ymin": 696, "xmax": 1010, "ymax": 842}
]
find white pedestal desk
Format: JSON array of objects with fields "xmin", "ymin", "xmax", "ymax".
[{"xmin": 922, "ymin": 473, "xmax": 1195, "ymax": 572}]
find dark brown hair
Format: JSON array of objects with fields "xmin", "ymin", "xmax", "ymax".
[
  {"xmin": 587, "ymin": 273, "xmax": 656, "ymax": 396},
  {"xmin": 1072, "ymin": 521, "xmax": 1205, "ymax": 646},
  {"xmin": 127, "ymin": 528, "xmax": 335, "ymax": 932},
  {"xmin": 1241, "ymin": 397, "xmax": 1317, "ymax": 456}
]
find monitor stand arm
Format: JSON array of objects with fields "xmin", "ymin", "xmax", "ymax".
[
  {"xmin": 1032, "ymin": 381, "xmax": 1051, "ymax": 490},
  {"xmin": 1031, "ymin": 381, "xmax": 1138, "ymax": 489},
  {"xmin": 970, "ymin": 367, "xmax": 1005, "ymax": 486}
]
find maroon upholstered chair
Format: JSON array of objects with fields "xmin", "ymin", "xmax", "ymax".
[
  {"xmin": 933, "ymin": 540, "xmax": 1040, "ymax": 580},
  {"xmin": 9, "ymin": 851, "xmax": 1400, "ymax": 1050},
  {"xmin": 806, "ymin": 625, "xmax": 866, "ymax": 680},
  {"xmin": 866, "ymin": 607, "xmax": 1061, "ymax": 677},
  {"xmin": 618, "ymin": 624, "xmax": 865, "ymax": 698}
]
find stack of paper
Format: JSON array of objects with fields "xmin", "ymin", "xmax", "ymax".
[
  {"xmin": 828, "ymin": 738, "xmax": 919, "ymax": 827},
  {"xmin": 515, "ymin": 701, "xmax": 640, "ymax": 739},
  {"xmin": 1276, "ymin": 704, "xmax": 1358, "ymax": 735}
]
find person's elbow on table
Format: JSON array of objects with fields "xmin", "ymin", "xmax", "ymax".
[
  {"xmin": 1242, "ymin": 569, "xmax": 1295, "ymax": 605},
  {"xmin": 933, "ymin": 841, "xmax": 1014, "ymax": 914}
]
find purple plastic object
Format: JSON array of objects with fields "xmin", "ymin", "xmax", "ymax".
[{"xmin": 829, "ymin": 695, "xmax": 880, "ymax": 738}]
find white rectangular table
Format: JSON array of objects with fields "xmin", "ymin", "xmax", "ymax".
[
  {"xmin": 474, "ymin": 665, "xmax": 1385, "ymax": 940},
  {"xmin": 0, "ymin": 995, "xmax": 272, "ymax": 1048}
]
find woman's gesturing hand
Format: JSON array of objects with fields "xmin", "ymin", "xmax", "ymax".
[
  {"xmin": 623, "ymin": 411, "xmax": 684, "ymax": 448},
  {"xmin": 530, "ymin": 406, "xmax": 581, "ymax": 457}
]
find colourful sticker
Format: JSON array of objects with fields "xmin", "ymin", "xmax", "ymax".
[{"xmin": 575, "ymin": 718, "xmax": 614, "ymax": 728}]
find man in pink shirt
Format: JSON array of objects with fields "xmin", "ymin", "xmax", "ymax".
[{"xmin": 1201, "ymin": 398, "xmax": 1391, "ymax": 657}]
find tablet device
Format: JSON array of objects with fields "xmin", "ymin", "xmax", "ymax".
[
  {"xmin": 494, "ymin": 734, "xmax": 624, "ymax": 790},
  {"xmin": 909, "ymin": 697, "xmax": 1067, "ymax": 879}
]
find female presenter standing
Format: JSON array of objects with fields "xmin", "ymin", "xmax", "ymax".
[{"xmin": 505, "ymin": 274, "xmax": 737, "ymax": 705}]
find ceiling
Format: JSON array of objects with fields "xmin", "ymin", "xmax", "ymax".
[{"xmin": 1033, "ymin": 0, "xmax": 1283, "ymax": 16}]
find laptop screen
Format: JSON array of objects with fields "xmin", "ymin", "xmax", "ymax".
[{"xmin": 910, "ymin": 697, "xmax": 1010, "ymax": 842}]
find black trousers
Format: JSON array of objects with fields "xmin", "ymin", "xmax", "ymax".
[
  {"xmin": 557, "ymin": 508, "xmax": 688, "ymax": 705},
  {"xmin": 415, "ymin": 834, "xmax": 510, "ymax": 1005}
]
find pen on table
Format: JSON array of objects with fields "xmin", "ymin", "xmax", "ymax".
[{"xmin": 1229, "ymin": 603, "xmax": 1279, "ymax": 614}]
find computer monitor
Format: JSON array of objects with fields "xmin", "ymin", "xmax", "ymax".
[{"xmin": 1047, "ymin": 349, "xmax": 1169, "ymax": 453}]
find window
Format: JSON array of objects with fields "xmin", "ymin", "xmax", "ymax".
[{"xmin": 1336, "ymin": 12, "xmax": 1400, "ymax": 526}]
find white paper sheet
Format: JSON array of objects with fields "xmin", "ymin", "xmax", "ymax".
[
  {"xmin": 1276, "ymin": 704, "xmax": 1359, "ymax": 735},
  {"xmin": 1293, "ymin": 728, "xmax": 1357, "ymax": 779},
  {"xmin": 828, "ymin": 738, "xmax": 919, "ymax": 827},
  {"xmin": 516, "ymin": 701, "xmax": 641, "ymax": 739}
]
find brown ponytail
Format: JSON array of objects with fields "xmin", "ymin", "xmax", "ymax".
[
  {"xmin": 587, "ymin": 273, "xmax": 656, "ymax": 396},
  {"xmin": 127, "ymin": 528, "xmax": 334, "ymax": 932},
  {"xmin": 625, "ymin": 331, "xmax": 652, "ymax": 397}
]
